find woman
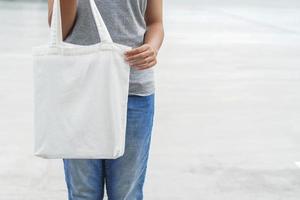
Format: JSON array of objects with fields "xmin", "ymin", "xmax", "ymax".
[{"xmin": 48, "ymin": 0, "xmax": 164, "ymax": 199}]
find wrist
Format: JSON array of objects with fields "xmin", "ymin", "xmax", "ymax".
[{"xmin": 145, "ymin": 43, "xmax": 159, "ymax": 56}]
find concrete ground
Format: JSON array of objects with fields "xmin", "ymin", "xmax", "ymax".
[{"xmin": 0, "ymin": 0, "xmax": 300, "ymax": 199}]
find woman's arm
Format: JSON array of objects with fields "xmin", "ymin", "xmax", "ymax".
[
  {"xmin": 124, "ymin": 0, "xmax": 165, "ymax": 70},
  {"xmin": 48, "ymin": 0, "xmax": 77, "ymax": 40}
]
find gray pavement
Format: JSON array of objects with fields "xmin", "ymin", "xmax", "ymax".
[{"xmin": 0, "ymin": 0, "xmax": 300, "ymax": 199}]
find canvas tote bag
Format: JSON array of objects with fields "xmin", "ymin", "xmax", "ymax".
[{"xmin": 32, "ymin": 0, "xmax": 132, "ymax": 159}]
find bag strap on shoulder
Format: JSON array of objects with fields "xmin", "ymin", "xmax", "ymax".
[{"xmin": 49, "ymin": 0, "xmax": 113, "ymax": 47}]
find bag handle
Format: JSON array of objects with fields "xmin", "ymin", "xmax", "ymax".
[
  {"xmin": 49, "ymin": 0, "xmax": 62, "ymax": 46},
  {"xmin": 49, "ymin": 0, "xmax": 113, "ymax": 46},
  {"xmin": 89, "ymin": 0, "xmax": 113, "ymax": 43}
]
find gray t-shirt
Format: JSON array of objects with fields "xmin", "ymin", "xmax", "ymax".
[{"xmin": 65, "ymin": 0, "xmax": 155, "ymax": 96}]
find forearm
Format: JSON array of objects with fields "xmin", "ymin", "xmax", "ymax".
[
  {"xmin": 48, "ymin": 0, "xmax": 77, "ymax": 40},
  {"xmin": 144, "ymin": 22, "xmax": 164, "ymax": 54},
  {"xmin": 124, "ymin": 0, "xmax": 164, "ymax": 70}
]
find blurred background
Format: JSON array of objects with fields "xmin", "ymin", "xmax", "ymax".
[{"xmin": 1, "ymin": 0, "xmax": 300, "ymax": 199}]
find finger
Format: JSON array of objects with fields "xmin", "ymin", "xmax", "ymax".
[
  {"xmin": 125, "ymin": 49, "xmax": 153, "ymax": 62},
  {"xmin": 134, "ymin": 60, "xmax": 157, "ymax": 70},
  {"xmin": 129, "ymin": 59, "xmax": 147, "ymax": 67},
  {"xmin": 124, "ymin": 45, "xmax": 148, "ymax": 56},
  {"xmin": 129, "ymin": 56, "xmax": 154, "ymax": 66}
]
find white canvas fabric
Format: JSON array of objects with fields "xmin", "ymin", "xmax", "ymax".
[{"xmin": 32, "ymin": 0, "xmax": 132, "ymax": 159}]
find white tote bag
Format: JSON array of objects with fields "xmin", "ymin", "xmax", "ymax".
[{"xmin": 32, "ymin": 0, "xmax": 132, "ymax": 159}]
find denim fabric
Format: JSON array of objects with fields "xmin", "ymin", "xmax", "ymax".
[{"xmin": 62, "ymin": 93, "xmax": 155, "ymax": 200}]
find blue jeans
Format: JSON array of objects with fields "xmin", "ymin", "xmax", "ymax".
[{"xmin": 62, "ymin": 93, "xmax": 155, "ymax": 200}]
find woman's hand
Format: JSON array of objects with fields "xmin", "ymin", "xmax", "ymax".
[
  {"xmin": 124, "ymin": 0, "xmax": 164, "ymax": 70},
  {"xmin": 124, "ymin": 44, "xmax": 158, "ymax": 70}
]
